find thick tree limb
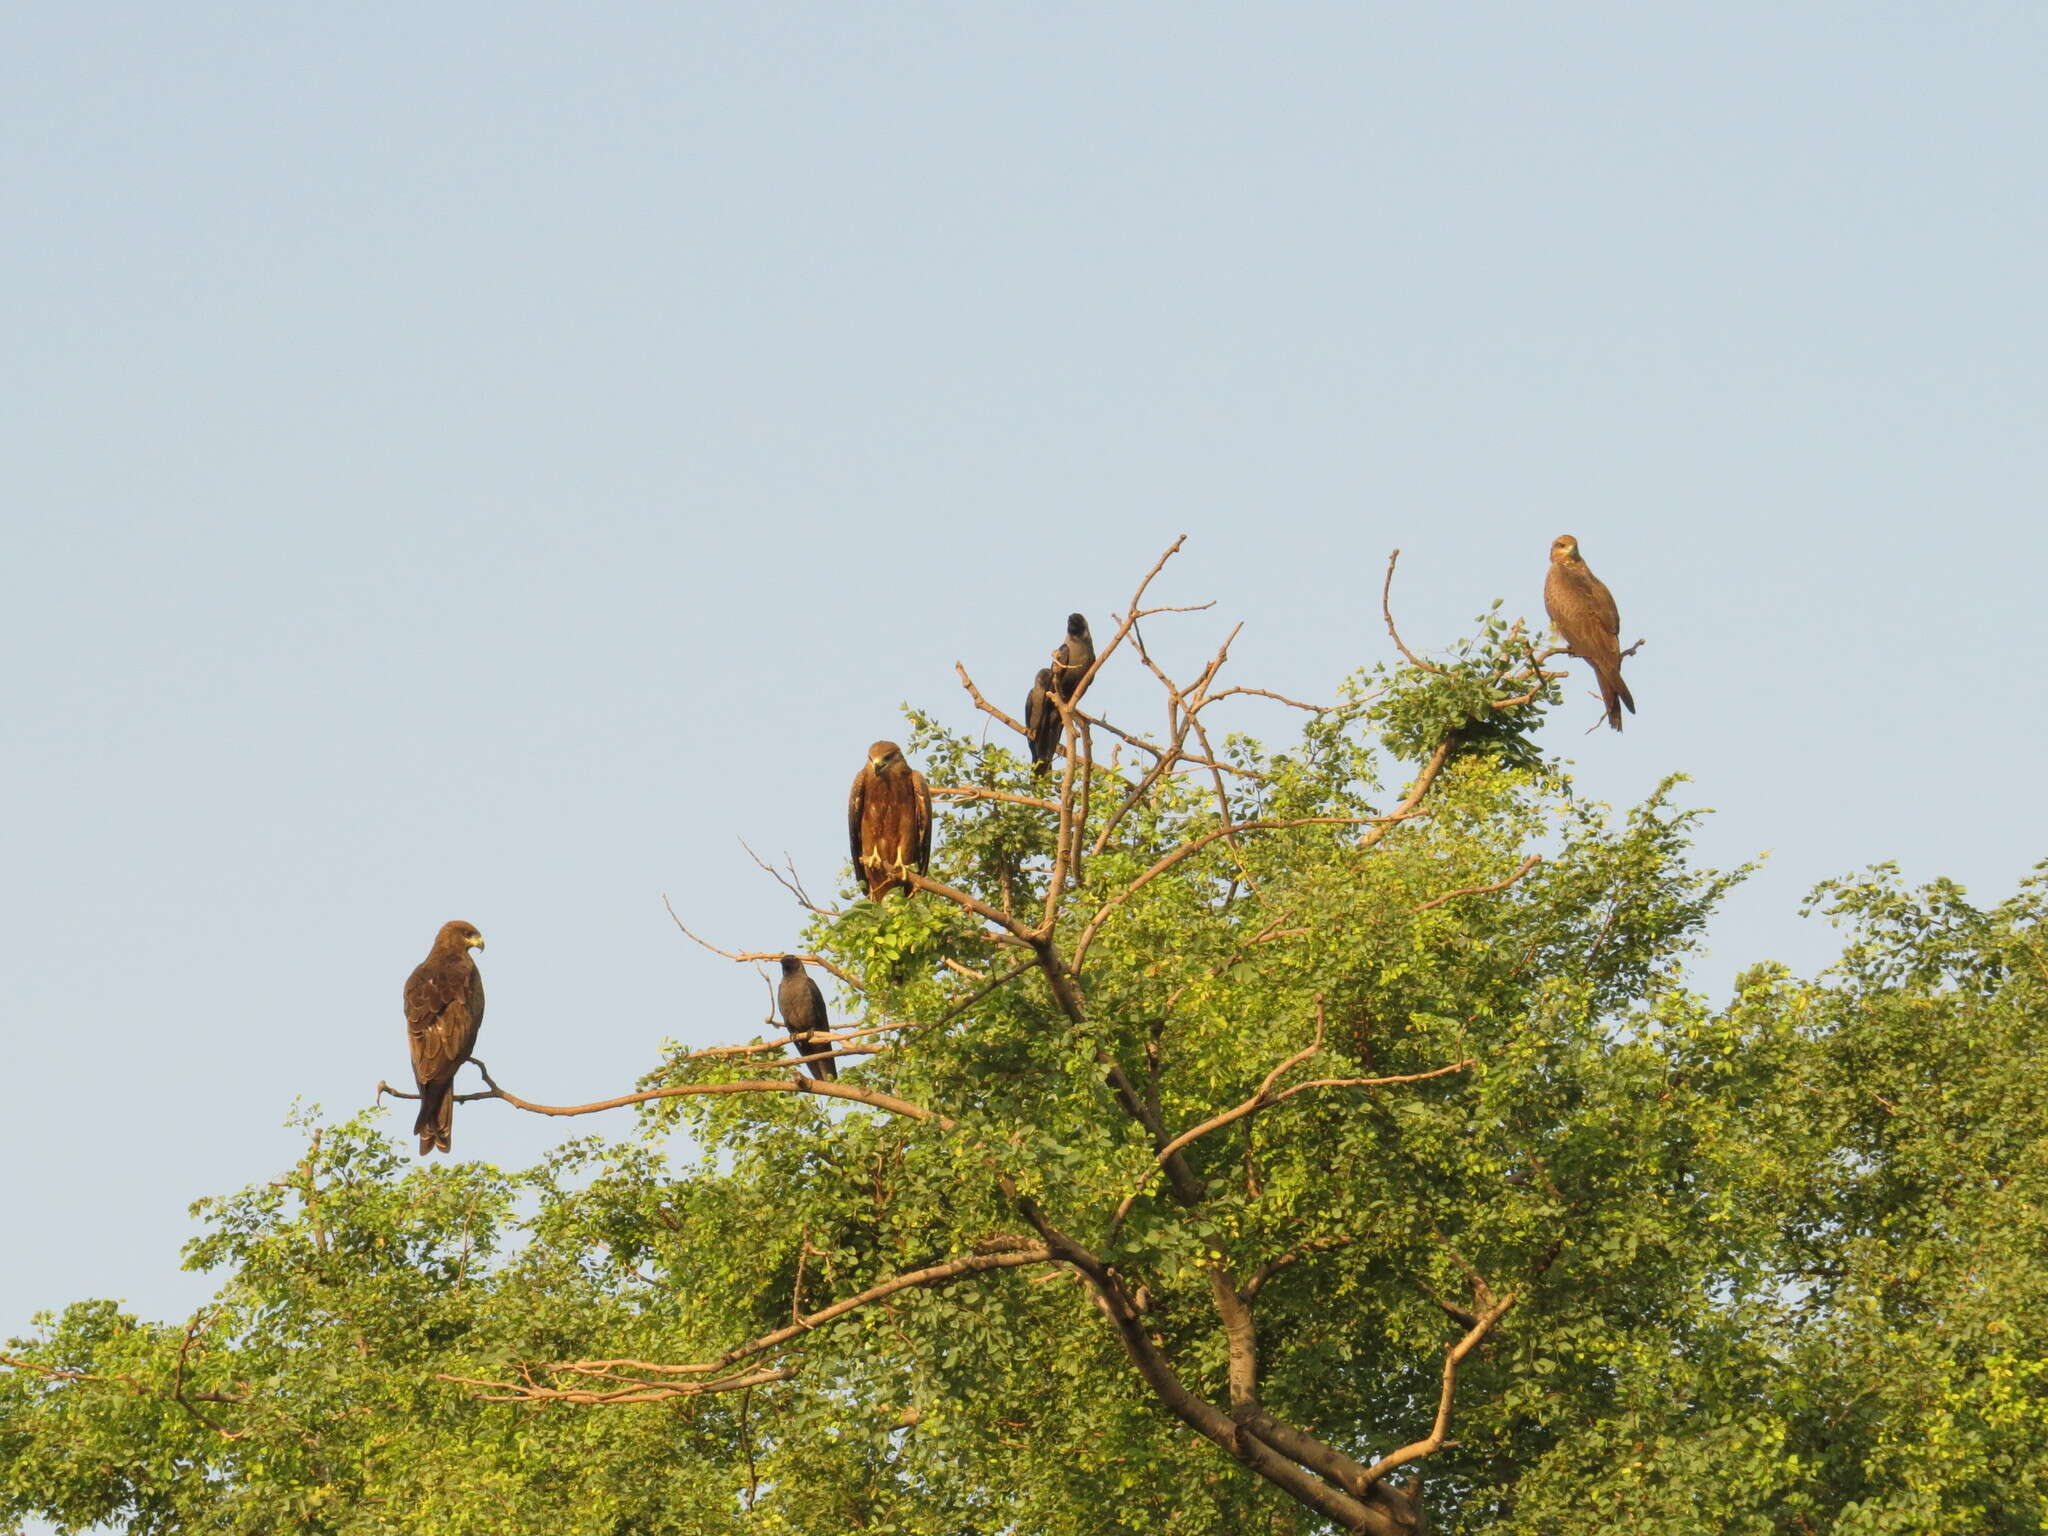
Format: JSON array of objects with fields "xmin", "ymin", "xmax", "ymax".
[
  {"xmin": 1362, "ymin": 1291, "xmax": 1519, "ymax": 1488},
  {"xmin": 1355, "ymin": 738, "xmax": 1452, "ymax": 851},
  {"xmin": 1013, "ymin": 1197, "xmax": 1412, "ymax": 1535}
]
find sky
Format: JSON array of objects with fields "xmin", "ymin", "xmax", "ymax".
[{"xmin": 3, "ymin": 0, "xmax": 2043, "ymax": 1379}]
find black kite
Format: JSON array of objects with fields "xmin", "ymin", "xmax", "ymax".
[
  {"xmin": 405, "ymin": 919, "xmax": 486, "ymax": 1156},
  {"xmin": 848, "ymin": 740, "xmax": 933, "ymax": 899},
  {"xmin": 1544, "ymin": 534, "xmax": 1636, "ymax": 732}
]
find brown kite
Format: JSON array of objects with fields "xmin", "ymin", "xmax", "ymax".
[
  {"xmin": 777, "ymin": 955, "xmax": 836, "ymax": 1081},
  {"xmin": 848, "ymin": 740, "xmax": 932, "ymax": 898},
  {"xmin": 405, "ymin": 919, "xmax": 486, "ymax": 1156},
  {"xmin": 1052, "ymin": 613, "xmax": 1095, "ymax": 703},
  {"xmin": 1024, "ymin": 666, "xmax": 1061, "ymax": 772},
  {"xmin": 1544, "ymin": 534, "xmax": 1636, "ymax": 731}
]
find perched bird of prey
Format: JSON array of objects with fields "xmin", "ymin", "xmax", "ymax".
[
  {"xmin": 778, "ymin": 955, "xmax": 837, "ymax": 1081},
  {"xmin": 405, "ymin": 920, "xmax": 486, "ymax": 1156},
  {"xmin": 1024, "ymin": 666, "xmax": 1061, "ymax": 772},
  {"xmin": 848, "ymin": 740, "xmax": 933, "ymax": 898},
  {"xmin": 1052, "ymin": 613, "xmax": 1095, "ymax": 703},
  {"xmin": 1544, "ymin": 534, "xmax": 1636, "ymax": 732}
]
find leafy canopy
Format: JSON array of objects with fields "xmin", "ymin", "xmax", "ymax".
[{"xmin": 6, "ymin": 557, "xmax": 2044, "ymax": 1535}]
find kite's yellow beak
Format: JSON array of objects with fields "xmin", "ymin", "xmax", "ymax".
[{"xmin": 469, "ymin": 934, "xmax": 486, "ymax": 950}]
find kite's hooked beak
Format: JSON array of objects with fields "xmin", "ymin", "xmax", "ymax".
[{"xmin": 469, "ymin": 935, "xmax": 486, "ymax": 951}]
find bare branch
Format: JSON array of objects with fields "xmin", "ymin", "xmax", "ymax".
[
  {"xmin": 904, "ymin": 869, "xmax": 1035, "ymax": 942},
  {"xmin": 1081, "ymin": 711, "xmax": 1264, "ymax": 780},
  {"xmin": 1414, "ymin": 855, "xmax": 1542, "ymax": 913},
  {"xmin": 954, "ymin": 661, "xmax": 1031, "ymax": 739},
  {"xmin": 736, "ymin": 840, "xmax": 841, "ymax": 917},
  {"xmin": 1199, "ymin": 684, "xmax": 1331, "ymax": 712},
  {"xmin": 930, "ymin": 784, "xmax": 1062, "ymax": 813},
  {"xmin": 661, "ymin": 895, "xmax": 865, "ymax": 992},
  {"xmin": 449, "ymin": 1246, "xmax": 1054, "ymax": 1404},
  {"xmin": 375, "ymin": 1065, "xmax": 951, "ymax": 1130},
  {"xmin": 1355, "ymin": 737, "xmax": 1453, "ymax": 851},
  {"xmin": 1380, "ymin": 550, "xmax": 1447, "ymax": 675}
]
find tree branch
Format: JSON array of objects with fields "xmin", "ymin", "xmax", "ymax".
[
  {"xmin": 1112, "ymin": 1004, "xmax": 1473, "ymax": 1230},
  {"xmin": 930, "ymin": 784, "xmax": 1062, "ymax": 813},
  {"xmin": 736, "ymin": 839, "xmax": 842, "ymax": 917},
  {"xmin": 1013, "ymin": 1197, "xmax": 1409, "ymax": 1535},
  {"xmin": 1363, "ymin": 1292, "xmax": 1518, "ymax": 1488},
  {"xmin": 1380, "ymin": 550, "xmax": 1446, "ymax": 675},
  {"xmin": 448, "ymin": 1245, "xmax": 1053, "ymax": 1404},
  {"xmin": 954, "ymin": 661, "xmax": 1032, "ymax": 739},
  {"xmin": 661, "ymin": 897, "xmax": 866, "ymax": 992},
  {"xmin": 1415, "ymin": 855, "xmax": 1542, "ymax": 912},
  {"xmin": 1356, "ymin": 737, "xmax": 1453, "ymax": 851},
  {"xmin": 375, "ymin": 1064, "xmax": 950, "ymax": 1130}
]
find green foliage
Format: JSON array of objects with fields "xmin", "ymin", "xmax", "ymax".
[{"xmin": 5, "ymin": 603, "xmax": 2044, "ymax": 1535}]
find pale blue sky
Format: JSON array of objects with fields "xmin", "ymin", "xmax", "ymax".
[{"xmin": 3, "ymin": 2, "xmax": 2043, "ymax": 1358}]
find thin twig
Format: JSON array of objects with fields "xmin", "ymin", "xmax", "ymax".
[
  {"xmin": 1414, "ymin": 855, "xmax": 1542, "ymax": 912},
  {"xmin": 954, "ymin": 661, "xmax": 1031, "ymax": 738},
  {"xmin": 1381, "ymin": 550, "xmax": 1447, "ymax": 675},
  {"xmin": 737, "ymin": 840, "xmax": 841, "ymax": 917},
  {"xmin": 661, "ymin": 895, "xmax": 865, "ymax": 992}
]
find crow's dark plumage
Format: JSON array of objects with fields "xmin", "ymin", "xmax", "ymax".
[
  {"xmin": 848, "ymin": 740, "xmax": 933, "ymax": 898},
  {"xmin": 1052, "ymin": 613, "xmax": 1095, "ymax": 703},
  {"xmin": 778, "ymin": 955, "xmax": 836, "ymax": 1081},
  {"xmin": 1024, "ymin": 666, "xmax": 1061, "ymax": 772},
  {"xmin": 405, "ymin": 920, "xmax": 486, "ymax": 1155},
  {"xmin": 1544, "ymin": 535, "xmax": 1635, "ymax": 732}
]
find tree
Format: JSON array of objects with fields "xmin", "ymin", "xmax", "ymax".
[{"xmin": 6, "ymin": 544, "xmax": 2044, "ymax": 1535}]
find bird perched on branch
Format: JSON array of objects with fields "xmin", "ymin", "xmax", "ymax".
[
  {"xmin": 848, "ymin": 740, "xmax": 932, "ymax": 898},
  {"xmin": 404, "ymin": 920, "xmax": 486, "ymax": 1155},
  {"xmin": 1052, "ymin": 613, "xmax": 1095, "ymax": 703},
  {"xmin": 1544, "ymin": 535, "xmax": 1636, "ymax": 732},
  {"xmin": 777, "ymin": 955, "xmax": 836, "ymax": 1081},
  {"xmin": 1024, "ymin": 666, "xmax": 1061, "ymax": 772}
]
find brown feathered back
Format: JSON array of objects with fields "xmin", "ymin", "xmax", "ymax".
[
  {"xmin": 1544, "ymin": 535, "xmax": 1636, "ymax": 732},
  {"xmin": 405, "ymin": 920, "xmax": 486, "ymax": 1155},
  {"xmin": 847, "ymin": 741, "xmax": 933, "ymax": 898}
]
